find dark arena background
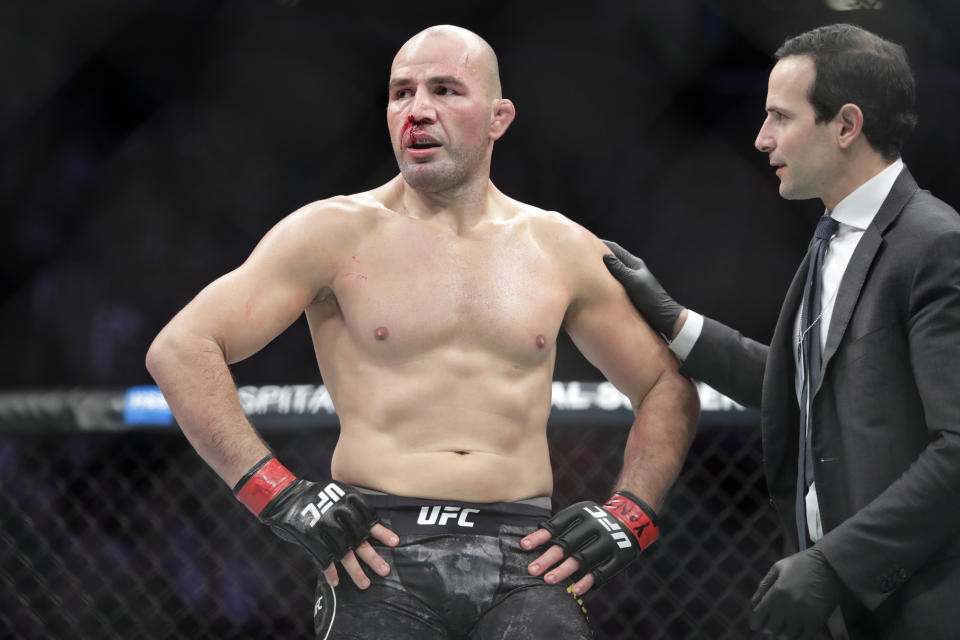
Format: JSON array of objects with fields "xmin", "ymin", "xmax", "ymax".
[{"xmin": 3, "ymin": 1, "xmax": 959, "ymax": 638}]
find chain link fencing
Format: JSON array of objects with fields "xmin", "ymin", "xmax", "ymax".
[{"xmin": 1, "ymin": 386, "xmax": 780, "ymax": 639}]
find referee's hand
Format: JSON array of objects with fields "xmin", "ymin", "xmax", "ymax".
[
  {"xmin": 602, "ymin": 241, "xmax": 686, "ymax": 339},
  {"xmin": 750, "ymin": 546, "xmax": 840, "ymax": 639}
]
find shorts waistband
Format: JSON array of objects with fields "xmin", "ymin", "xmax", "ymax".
[
  {"xmin": 355, "ymin": 487, "xmax": 551, "ymax": 510},
  {"xmin": 358, "ymin": 492, "xmax": 551, "ymax": 537}
]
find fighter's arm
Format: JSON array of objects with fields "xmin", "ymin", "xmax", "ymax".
[
  {"xmin": 564, "ymin": 238, "xmax": 700, "ymax": 510},
  {"xmin": 146, "ymin": 201, "xmax": 397, "ymax": 588},
  {"xmin": 523, "ymin": 225, "xmax": 699, "ymax": 595},
  {"xmin": 146, "ymin": 202, "xmax": 351, "ymax": 484}
]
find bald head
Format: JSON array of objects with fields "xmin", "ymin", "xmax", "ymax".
[
  {"xmin": 386, "ymin": 25, "xmax": 516, "ymax": 192},
  {"xmin": 392, "ymin": 25, "xmax": 502, "ymax": 99}
]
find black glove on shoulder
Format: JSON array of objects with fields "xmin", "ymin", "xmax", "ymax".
[
  {"xmin": 233, "ymin": 455, "xmax": 380, "ymax": 568},
  {"xmin": 540, "ymin": 490, "xmax": 659, "ymax": 587},
  {"xmin": 602, "ymin": 240, "xmax": 684, "ymax": 339}
]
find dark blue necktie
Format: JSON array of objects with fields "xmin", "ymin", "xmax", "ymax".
[{"xmin": 796, "ymin": 214, "xmax": 839, "ymax": 549}]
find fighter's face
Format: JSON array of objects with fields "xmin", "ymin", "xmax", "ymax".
[
  {"xmin": 387, "ymin": 36, "xmax": 497, "ymax": 192},
  {"xmin": 755, "ymin": 56, "xmax": 840, "ymax": 205}
]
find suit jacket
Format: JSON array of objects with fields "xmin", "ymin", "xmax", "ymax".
[{"xmin": 681, "ymin": 168, "xmax": 960, "ymax": 638}]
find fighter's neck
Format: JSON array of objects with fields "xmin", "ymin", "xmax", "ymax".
[{"xmin": 386, "ymin": 175, "xmax": 509, "ymax": 233}]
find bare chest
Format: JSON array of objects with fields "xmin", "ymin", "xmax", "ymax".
[{"xmin": 317, "ymin": 221, "xmax": 571, "ymax": 363}]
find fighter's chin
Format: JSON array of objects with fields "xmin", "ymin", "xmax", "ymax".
[{"xmin": 398, "ymin": 163, "xmax": 457, "ymax": 193}]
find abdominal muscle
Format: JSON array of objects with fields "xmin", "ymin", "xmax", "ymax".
[
  {"xmin": 332, "ymin": 439, "xmax": 554, "ymax": 503},
  {"xmin": 322, "ymin": 349, "xmax": 557, "ymax": 503}
]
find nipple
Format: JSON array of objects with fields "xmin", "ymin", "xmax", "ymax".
[
  {"xmin": 535, "ymin": 334, "xmax": 546, "ymax": 349},
  {"xmin": 374, "ymin": 326, "xmax": 389, "ymax": 341}
]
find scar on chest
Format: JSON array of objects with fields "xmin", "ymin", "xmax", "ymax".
[{"xmin": 374, "ymin": 326, "xmax": 389, "ymax": 341}]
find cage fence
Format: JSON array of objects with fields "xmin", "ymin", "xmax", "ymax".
[{"xmin": 0, "ymin": 384, "xmax": 779, "ymax": 639}]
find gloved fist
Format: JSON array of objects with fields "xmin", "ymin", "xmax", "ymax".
[
  {"xmin": 233, "ymin": 456, "xmax": 380, "ymax": 568},
  {"xmin": 526, "ymin": 491, "xmax": 659, "ymax": 591},
  {"xmin": 602, "ymin": 240, "xmax": 684, "ymax": 339},
  {"xmin": 750, "ymin": 546, "xmax": 841, "ymax": 639}
]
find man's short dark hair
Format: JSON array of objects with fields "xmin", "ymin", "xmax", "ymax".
[{"xmin": 776, "ymin": 24, "xmax": 918, "ymax": 160}]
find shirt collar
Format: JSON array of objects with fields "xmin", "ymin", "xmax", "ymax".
[{"xmin": 828, "ymin": 158, "xmax": 904, "ymax": 230}]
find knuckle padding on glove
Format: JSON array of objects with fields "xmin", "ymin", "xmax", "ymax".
[
  {"xmin": 571, "ymin": 540, "xmax": 639, "ymax": 583},
  {"xmin": 327, "ymin": 496, "xmax": 375, "ymax": 547},
  {"xmin": 259, "ymin": 479, "xmax": 379, "ymax": 565},
  {"xmin": 572, "ymin": 537, "xmax": 616, "ymax": 568},
  {"xmin": 540, "ymin": 500, "xmax": 641, "ymax": 586},
  {"xmin": 234, "ymin": 458, "xmax": 383, "ymax": 566},
  {"xmin": 540, "ymin": 500, "xmax": 592, "ymax": 542},
  {"xmin": 541, "ymin": 492, "xmax": 659, "ymax": 587}
]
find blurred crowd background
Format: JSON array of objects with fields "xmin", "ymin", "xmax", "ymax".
[{"xmin": 3, "ymin": 0, "xmax": 959, "ymax": 388}]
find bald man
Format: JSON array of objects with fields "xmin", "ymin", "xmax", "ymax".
[{"xmin": 146, "ymin": 25, "xmax": 698, "ymax": 639}]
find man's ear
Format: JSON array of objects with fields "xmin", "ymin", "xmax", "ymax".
[
  {"xmin": 836, "ymin": 103, "xmax": 864, "ymax": 150},
  {"xmin": 489, "ymin": 99, "xmax": 516, "ymax": 141}
]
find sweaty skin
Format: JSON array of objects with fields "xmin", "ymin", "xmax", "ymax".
[
  {"xmin": 183, "ymin": 178, "xmax": 692, "ymax": 506},
  {"xmin": 308, "ymin": 180, "xmax": 661, "ymax": 502},
  {"xmin": 146, "ymin": 25, "xmax": 698, "ymax": 597}
]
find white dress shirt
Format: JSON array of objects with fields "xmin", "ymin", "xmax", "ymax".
[{"xmin": 669, "ymin": 159, "xmax": 904, "ymax": 542}]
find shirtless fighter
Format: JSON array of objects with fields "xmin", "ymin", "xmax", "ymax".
[{"xmin": 146, "ymin": 25, "xmax": 699, "ymax": 639}]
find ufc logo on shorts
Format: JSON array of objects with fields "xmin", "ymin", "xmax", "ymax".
[
  {"xmin": 417, "ymin": 505, "xmax": 479, "ymax": 528},
  {"xmin": 300, "ymin": 483, "xmax": 346, "ymax": 526},
  {"xmin": 583, "ymin": 505, "xmax": 632, "ymax": 549}
]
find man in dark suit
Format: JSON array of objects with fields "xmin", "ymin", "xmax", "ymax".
[{"xmin": 604, "ymin": 24, "xmax": 960, "ymax": 640}]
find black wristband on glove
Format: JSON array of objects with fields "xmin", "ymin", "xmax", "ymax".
[
  {"xmin": 233, "ymin": 456, "xmax": 380, "ymax": 567},
  {"xmin": 540, "ymin": 490, "xmax": 659, "ymax": 587}
]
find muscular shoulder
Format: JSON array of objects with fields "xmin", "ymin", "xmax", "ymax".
[
  {"xmin": 274, "ymin": 194, "xmax": 386, "ymax": 245},
  {"xmin": 241, "ymin": 193, "xmax": 393, "ymax": 294},
  {"xmin": 260, "ymin": 193, "xmax": 395, "ymax": 263},
  {"xmin": 515, "ymin": 205, "xmax": 612, "ymax": 296},
  {"xmin": 499, "ymin": 197, "xmax": 603, "ymax": 260}
]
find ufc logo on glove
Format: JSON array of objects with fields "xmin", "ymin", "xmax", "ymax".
[
  {"xmin": 302, "ymin": 483, "xmax": 348, "ymax": 526},
  {"xmin": 538, "ymin": 490, "xmax": 660, "ymax": 587},
  {"xmin": 233, "ymin": 456, "xmax": 381, "ymax": 568},
  {"xmin": 582, "ymin": 505, "xmax": 633, "ymax": 549}
]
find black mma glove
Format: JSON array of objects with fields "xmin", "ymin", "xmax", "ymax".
[
  {"xmin": 541, "ymin": 490, "xmax": 659, "ymax": 587},
  {"xmin": 749, "ymin": 546, "xmax": 840, "ymax": 639},
  {"xmin": 602, "ymin": 240, "xmax": 684, "ymax": 339},
  {"xmin": 233, "ymin": 455, "xmax": 380, "ymax": 568}
]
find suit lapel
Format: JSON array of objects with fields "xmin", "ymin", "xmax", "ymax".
[
  {"xmin": 819, "ymin": 168, "xmax": 919, "ymax": 380},
  {"xmin": 761, "ymin": 247, "xmax": 810, "ymax": 495},
  {"xmin": 765, "ymin": 249, "xmax": 808, "ymax": 411}
]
